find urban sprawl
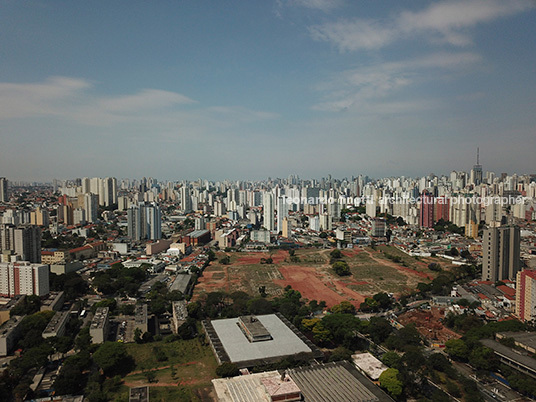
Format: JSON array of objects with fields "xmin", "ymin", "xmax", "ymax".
[{"xmin": 1, "ymin": 161, "xmax": 536, "ymax": 402}]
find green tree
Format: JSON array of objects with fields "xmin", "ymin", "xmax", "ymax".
[
  {"xmin": 445, "ymin": 339, "xmax": 469, "ymax": 361},
  {"xmin": 216, "ymin": 362, "xmax": 240, "ymax": 378},
  {"xmin": 446, "ymin": 380, "xmax": 461, "ymax": 398},
  {"xmin": 382, "ymin": 351, "xmax": 402, "ymax": 368},
  {"xmin": 328, "ymin": 346, "xmax": 353, "ymax": 362},
  {"xmin": 93, "ymin": 342, "xmax": 132, "ymax": 376},
  {"xmin": 75, "ymin": 328, "xmax": 92, "ymax": 351},
  {"xmin": 330, "ymin": 249, "xmax": 342, "ymax": 259},
  {"xmin": 207, "ymin": 249, "xmax": 216, "ymax": 261},
  {"xmin": 248, "ymin": 298, "xmax": 273, "ymax": 315},
  {"xmin": 330, "ymin": 301, "xmax": 356, "ymax": 315},
  {"xmin": 428, "ymin": 262, "xmax": 441, "ymax": 271},
  {"xmin": 379, "ymin": 368, "xmax": 403, "ymax": 398},
  {"xmin": 312, "ymin": 322, "xmax": 331, "ymax": 344},
  {"xmin": 332, "ymin": 260, "xmax": 350, "ymax": 276},
  {"xmin": 367, "ymin": 317, "xmax": 392, "ymax": 344},
  {"xmin": 177, "ymin": 318, "xmax": 197, "ymax": 340},
  {"xmin": 134, "ymin": 328, "xmax": 143, "ymax": 344}
]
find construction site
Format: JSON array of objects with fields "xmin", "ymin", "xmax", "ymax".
[{"xmin": 397, "ymin": 307, "xmax": 461, "ymax": 345}]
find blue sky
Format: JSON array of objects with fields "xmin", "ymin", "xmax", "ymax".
[{"xmin": 1, "ymin": 0, "xmax": 535, "ymax": 181}]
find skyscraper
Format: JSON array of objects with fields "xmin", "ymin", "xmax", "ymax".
[
  {"xmin": 471, "ymin": 148, "xmax": 483, "ymax": 186},
  {"xmin": 482, "ymin": 224, "xmax": 521, "ymax": 282},
  {"xmin": 127, "ymin": 202, "xmax": 161, "ymax": 240},
  {"xmin": 277, "ymin": 196, "xmax": 288, "ymax": 234},
  {"xmin": 0, "ymin": 178, "xmax": 8, "ymax": 203},
  {"xmin": 145, "ymin": 203, "xmax": 162, "ymax": 240},
  {"xmin": 180, "ymin": 185, "xmax": 192, "ymax": 213},
  {"xmin": 84, "ymin": 193, "xmax": 99, "ymax": 223},
  {"xmin": 263, "ymin": 192, "xmax": 275, "ymax": 232},
  {"xmin": 0, "ymin": 224, "xmax": 41, "ymax": 263},
  {"xmin": 127, "ymin": 205, "xmax": 142, "ymax": 240},
  {"xmin": 419, "ymin": 191, "xmax": 435, "ymax": 228}
]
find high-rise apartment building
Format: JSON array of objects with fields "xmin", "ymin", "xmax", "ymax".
[
  {"xmin": 30, "ymin": 207, "xmax": 49, "ymax": 227},
  {"xmin": 516, "ymin": 270, "xmax": 536, "ymax": 322},
  {"xmin": 84, "ymin": 193, "xmax": 99, "ymax": 223},
  {"xmin": 282, "ymin": 217, "xmax": 291, "ymax": 239},
  {"xmin": 0, "ymin": 225, "xmax": 41, "ymax": 263},
  {"xmin": 0, "ymin": 178, "xmax": 8, "ymax": 203},
  {"xmin": 145, "ymin": 203, "xmax": 162, "ymax": 240},
  {"xmin": 127, "ymin": 202, "xmax": 161, "ymax": 240},
  {"xmin": 180, "ymin": 185, "xmax": 192, "ymax": 213},
  {"xmin": 482, "ymin": 224, "xmax": 521, "ymax": 282},
  {"xmin": 277, "ymin": 196, "xmax": 288, "ymax": 234},
  {"xmin": 73, "ymin": 208, "xmax": 86, "ymax": 225},
  {"xmin": 0, "ymin": 261, "xmax": 49, "ymax": 297},
  {"xmin": 419, "ymin": 191, "xmax": 435, "ymax": 228},
  {"xmin": 371, "ymin": 218, "xmax": 386, "ymax": 237},
  {"xmin": 263, "ymin": 192, "xmax": 275, "ymax": 232},
  {"xmin": 97, "ymin": 177, "xmax": 117, "ymax": 207}
]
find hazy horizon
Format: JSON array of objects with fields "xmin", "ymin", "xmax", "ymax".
[{"xmin": 1, "ymin": 1, "xmax": 535, "ymax": 181}]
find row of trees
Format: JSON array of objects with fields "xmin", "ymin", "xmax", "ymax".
[{"xmin": 90, "ymin": 263, "xmax": 147, "ymax": 296}]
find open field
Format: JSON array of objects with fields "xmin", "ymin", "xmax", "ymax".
[
  {"xmin": 105, "ymin": 338, "xmax": 218, "ymax": 401},
  {"xmin": 194, "ymin": 245, "xmax": 448, "ymax": 307}
]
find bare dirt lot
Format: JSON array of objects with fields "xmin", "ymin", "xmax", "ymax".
[{"xmin": 194, "ymin": 246, "xmax": 440, "ymax": 308}]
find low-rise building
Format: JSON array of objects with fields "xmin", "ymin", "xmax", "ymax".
[
  {"xmin": 49, "ymin": 261, "xmax": 83, "ymax": 275},
  {"xmin": 40, "ymin": 291, "xmax": 65, "ymax": 312},
  {"xmin": 203, "ymin": 313, "xmax": 322, "ymax": 368},
  {"xmin": 0, "ymin": 315, "xmax": 24, "ymax": 356},
  {"xmin": 0, "ymin": 296, "xmax": 25, "ymax": 326},
  {"xmin": 134, "ymin": 304, "xmax": 148, "ymax": 334},
  {"xmin": 352, "ymin": 352, "xmax": 389, "ymax": 381},
  {"xmin": 90, "ymin": 307, "xmax": 109, "ymax": 344},
  {"xmin": 213, "ymin": 370, "xmax": 301, "ymax": 402},
  {"xmin": 172, "ymin": 300, "xmax": 188, "ymax": 333},
  {"xmin": 170, "ymin": 274, "xmax": 193, "ymax": 295},
  {"xmin": 42, "ymin": 311, "xmax": 70, "ymax": 338}
]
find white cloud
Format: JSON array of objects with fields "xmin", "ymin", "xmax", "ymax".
[
  {"xmin": 98, "ymin": 89, "xmax": 196, "ymax": 113},
  {"xmin": 0, "ymin": 77, "xmax": 276, "ymax": 132},
  {"xmin": 0, "ymin": 77, "xmax": 90, "ymax": 119},
  {"xmin": 311, "ymin": 0, "xmax": 534, "ymax": 51},
  {"xmin": 288, "ymin": 0, "xmax": 344, "ymax": 12},
  {"xmin": 310, "ymin": 19, "xmax": 395, "ymax": 51},
  {"xmin": 313, "ymin": 51, "xmax": 481, "ymax": 112}
]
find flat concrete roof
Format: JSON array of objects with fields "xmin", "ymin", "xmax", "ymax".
[
  {"xmin": 211, "ymin": 314, "xmax": 312, "ymax": 364},
  {"xmin": 497, "ymin": 332, "xmax": 536, "ymax": 351},
  {"xmin": 481, "ymin": 339, "xmax": 536, "ymax": 374},
  {"xmin": 352, "ymin": 352, "xmax": 389, "ymax": 381}
]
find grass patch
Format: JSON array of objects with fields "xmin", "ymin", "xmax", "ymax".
[{"xmin": 123, "ymin": 338, "xmax": 217, "ymax": 389}]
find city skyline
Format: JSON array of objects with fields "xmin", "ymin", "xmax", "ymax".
[{"xmin": 1, "ymin": 1, "xmax": 536, "ymax": 181}]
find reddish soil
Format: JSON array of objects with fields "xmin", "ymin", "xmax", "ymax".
[
  {"xmin": 341, "ymin": 249, "xmax": 362, "ymax": 258},
  {"xmin": 234, "ymin": 250, "xmax": 288, "ymax": 265},
  {"xmin": 397, "ymin": 308, "xmax": 461, "ymax": 344},
  {"xmin": 274, "ymin": 266, "xmax": 366, "ymax": 308},
  {"xmin": 194, "ymin": 266, "xmax": 241, "ymax": 296}
]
